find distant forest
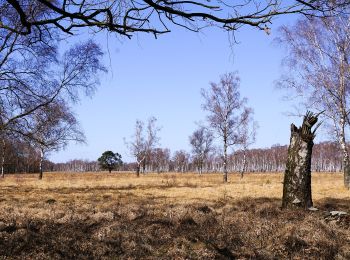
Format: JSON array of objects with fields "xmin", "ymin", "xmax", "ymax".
[{"xmin": 2, "ymin": 139, "xmax": 342, "ymax": 174}]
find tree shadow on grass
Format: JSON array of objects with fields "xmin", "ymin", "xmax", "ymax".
[
  {"xmin": 317, "ymin": 197, "xmax": 350, "ymax": 212},
  {"xmin": 0, "ymin": 196, "xmax": 349, "ymax": 259}
]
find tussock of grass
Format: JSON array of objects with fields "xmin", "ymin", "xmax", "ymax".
[{"xmin": 0, "ymin": 172, "xmax": 349, "ymax": 259}]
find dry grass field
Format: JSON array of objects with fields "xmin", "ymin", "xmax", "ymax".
[{"xmin": 0, "ymin": 172, "xmax": 349, "ymax": 259}]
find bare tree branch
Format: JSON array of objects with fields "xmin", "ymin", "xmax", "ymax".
[{"xmin": 1, "ymin": 1, "xmax": 349, "ymax": 39}]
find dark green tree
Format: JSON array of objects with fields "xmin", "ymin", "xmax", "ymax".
[{"xmin": 98, "ymin": 151, "xmax": 123, "ymax": 173}]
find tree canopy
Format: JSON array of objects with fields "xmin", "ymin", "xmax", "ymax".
[{"xmin": 98, "ymin": 151, "xmax": 123, "ymax": 173}]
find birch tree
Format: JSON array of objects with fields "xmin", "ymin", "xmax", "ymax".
[
  {"xmin": 0, "ymin": 2, "xmax": 106, "ymax": 136},
  {"xmin": 0, "ymin": 33, "xmax": 105, "ymax": 151},
  {"xmin": 202, "ymin": 72, "xmax": 254, "ymax": 182},
  {"xmin": 150, "ymin": 148, "xmax": 170, "ymax": 173},
  {"xmin": 277, "ymin": 15, "xmax": 350, "ymax": 188},
  {"xmin": 125, "ymin": 117, "xmax": 160, "ymax": 176},
  {"xmin": 0, "ymin": 3, "xmax": 105, "ymax": 177},
  {"xmin": 172, "ymin": 150, "xmax": 190, "ymax": 173},
  {"xmin": 22, "ymin": 101, "xmax": 85, "ymax": 179},
  {"xmin": 239, "ymin": 113, "xmax": 258, "ymax": 178},
  {"xmin": 189, "ymin": 126, "xmax": 213, "ymax": 175}
]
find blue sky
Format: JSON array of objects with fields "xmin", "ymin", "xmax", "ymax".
[{"xmin": 50, "ymin": 14, "xmax": 311, "ymax": 163}]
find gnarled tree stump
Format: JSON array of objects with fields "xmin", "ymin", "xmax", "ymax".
[{"xmin": 282, "ymin": 111, "xmax": 321, "ymax": 209}]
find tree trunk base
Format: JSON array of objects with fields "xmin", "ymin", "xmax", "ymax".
[
  {"xmin": 136, "ymin": 166, "xmax": 140, "ymax": 177},
  {"xmin": 223, "ymin": 172, "xmax": 228, "ymax": 183},
  {"xmin": 344, "ymin": 165, "xmax": 350, "ymax": 189},
  {"xmin": 282, "ymin": 111, "xmax": 320, "ymax": 209}
]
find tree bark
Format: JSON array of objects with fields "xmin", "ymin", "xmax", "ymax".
[
  {"xmin": 38, "ymin": 148, "xmax": 44, "ymax": 180},
  {"xmin": 339, "ymin": 135, "xmax": 350, "ymax": 189},
  {"xmin": 199, "ymin": 158, "xmax": 203, "ymax": 175},
  {"xmin": 282, "ymin": 111, "xmax": 320, "ymax": 209},
  {"xmin": 343, "ymin": 161, "xmax": 350, "ymax": 189},
  {"xmin": 223, "ymin": 138, "xmax": 228, "ymax": 183},
  {"xmin": 136, "ymin": 163, "xmax": 140, "ymax": 177},
  {"xmin": 338, "ymin": 55, "xmax": 350, "ymax": 189},
  {"xmin": 1, "ymin": 138, "xmax": 5, "ymax": 178},
  {"xmin": 142, "ymin": 160, "xmax": 146, "ymax": 173},
  {"xmin": 240, "ymin": 151, "xmax": 247, "ymax": 178},
  {"xmin": 338, "ymin": 118, "xmax": 350, "ymax": 189}
]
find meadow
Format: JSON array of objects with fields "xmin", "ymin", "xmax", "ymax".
[{"xmin": 0, "ymin": 172, "xmax": 349, "ymax": 259}]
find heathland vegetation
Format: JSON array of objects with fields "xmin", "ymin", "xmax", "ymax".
[{"xmin": 0, "ymin": 172, "xmax": 349, "ymax": 259}]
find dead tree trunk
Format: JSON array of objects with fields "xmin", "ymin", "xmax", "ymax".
[
  {"xmin": 339, "ymin": 124, "xmax": 350, "ymax": 189},
  {"xmin": 282, "ymin": 111, "xmax": 321, "ymax": 209}
]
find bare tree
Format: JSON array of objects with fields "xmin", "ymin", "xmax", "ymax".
[
  {"xmin": 144, "ymin": 117, "xmax": 161, "ymax": 172},
  {"xmin": 189, "ymin": 126, "xmax": 213, "ymax": 175},
  {"xmin": 20, "ymin": 101, "xmax": 85, "ymax": 179},
  {"xmin": 2, "ymin": 1, "xmax": 348, "ymax": 39},
  {"xmin": 0, "ymin": 36, "xmax": 105, "ymax": 138},
  {"xmin": 0, "ymin": 1, "xmax": 105, "ymax": 130},
  {"xmin": 277, "ymin": 14, "xmax": 350, "ymax": 189},
  {"xmin": 172, "ymin": 150, "xmax": 190, "ymax": 173},
  {"xmin": 239, "ymin": 112, "xmax": 258, "ymax": 178},
  {"xmin": 150, "ymin": 148, "xmax": 170, "ymax": 173},
  {"xmin": 127, "ymin": 120, "xmax": 145, "ymax": 177},
  {"xmin": 202, "ymin": 72, "xmax": 254, "ymax": 183},
  {"xmin": 125, "ymin": 116, "xmax": 160, "ymax": 176},
  {"xmin": 0, "ymin": 3, "xmax": 105, "ymax": 177}
]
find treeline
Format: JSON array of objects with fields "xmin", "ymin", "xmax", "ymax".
[
  {"xmin": 3, "ymin": 140, "xmax": 343, "ymax": 174},
  {"xmin": 52, "ymin": 160, "xmax": 99, "ymax": 172},
  {"xmin": 231, "ymin": 142, "xmax": 341, "ymax": 172},
  {"xmin": 0, "ymin": 138, "xmax": 53, "ymax": 174},
  {"xmin": 47, "ymin": 141, "xmax": 343, "ymax": 173}
]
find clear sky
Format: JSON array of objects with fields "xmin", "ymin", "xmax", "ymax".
[{"xmin": 49, "ymin": 14, "xmax": 314, "ymax": 163}]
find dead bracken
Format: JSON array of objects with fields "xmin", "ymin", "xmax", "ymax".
[{"xmin": 0, "ymin": 172, "xmax": 349, "ymax": 259}]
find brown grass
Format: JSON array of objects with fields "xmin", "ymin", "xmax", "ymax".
[{"xmin": 0, "ymin": 172, "xmax": 349, "ymax": 259}]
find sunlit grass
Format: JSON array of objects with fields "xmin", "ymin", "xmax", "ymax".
[
  {"xmin": 0, "ymin": 171, "xmax": 349, "ymax": 259},
  {"xmin": 0, "ymin": 171, "xmax": 347, "ymax": 205}
]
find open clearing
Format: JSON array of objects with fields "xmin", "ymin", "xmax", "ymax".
[{"xmin": 0, "ymin": 172, "xmax": 349, "ymax": 259}]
